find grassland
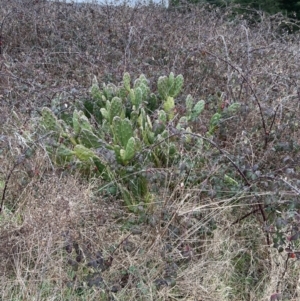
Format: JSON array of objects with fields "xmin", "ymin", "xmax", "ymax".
[{"xmin": 1, "ymin": 1, "xmax": 300, "ymax": 300}]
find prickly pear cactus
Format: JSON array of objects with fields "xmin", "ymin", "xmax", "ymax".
[
  {"xmin": 185, "ymin": 94, "xmax": 194, "ymax": 115},
  {"xmin": 158, "ymin": 72, "xmax": 183, "ymax": 100},
  {"xmin": 78, "ymin": 129, "xmax": 103, "ymax": 149},
  {"xmin": 113, "ymin": 117, "xmax": 133, "ymax": 148},
  {"xmin": 90, "ymin": 76, "xmax": 102, "ymax": 101},
  {"xmin": 38, "ymin": 71, "xmax": 213, "ymax": 213},
  {"xmin": 72, "ymin": 110, "xmax": 81, "ymax": 136},
  {"xmin": 123, "ymin": 72, "xmax": 131, "ymax": 92},
  {"xmin": 133, "ymin": 87, "xmax": 143, "ymax": 108},
  {"xmin": 191, "ymin": 100, "xmax": 205, "ymax": 121},
  {"xmin": 41, "ymin": 107, "xmax": 63, "ymax": 134},
  {"xmin": 100, "ymin": 102, "xmax": 110, "ymax": 122},
  {"xmin": 74, "ymin": 145, "xmax": 95, "ymax": 161},
  {"xmin": 177, "ymin": 116, "xmax": 188, "ymax": 130},
  {"xmin": 120, "ymin": 137, "xmax": 136, "ymax": 163},
  {"xmin": 54, "ymin": 145, "xmax": 74, "ymax": 165},
  {"xmin": 209, "ymin": 112, "xmax": 221, "ymax": 134},
  {"xmin": 110, "ymin": 97, "xmax": 124, "ymax": 123},
  {"xmin": 169, "ymin": 73, "xmax": 184, "ymax": 98},
  {"xmin": 163, "ymin": 96, "xmax": 175, "ymax": 120},
  {"xmin": 158, "ymin": 75, "xmax": 170, "ymax": 100}
]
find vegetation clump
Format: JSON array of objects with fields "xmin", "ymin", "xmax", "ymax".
[{"xmin": 1, "ymin": 0, "xmax": 300, "ymax": 300}]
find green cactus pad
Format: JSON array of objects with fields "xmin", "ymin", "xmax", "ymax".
[
  {"xmin": 185, "ymin": 94, "xmax": 194, "ymax": 114},
  {"xmin": 139, "ymin": 82, "xmax": 149, "ymax": 99},
  {"xmin": 54, "ymin": 145, "xmax": 75, "ymax": 165},
  {"xmin": 191, "ymin": 100, "xmax": 205, "ymax": 121},
  {"xmin": 41, "ymin": 107, "xmax": 63, "ymax": 133},
  {"xmin": 102, "ymin": 83, "xmax": 115, "ymax": 100},
  {"xmin": 163, "ymin": 96, "xmax": 175, "ymax": 120},
  {"xmin": 209, "ymin": 113, "xmax": 222, "ymax": 134},
  {"xmin": 123, "ymin": 72, "xmax": 131, "ymax": 92},
  {"xmin": 147, "ymin": 93, "xmax": 158, "ymax": 112},
  {"xmin": 137, "ymin": 108, "xmax": 147, "ymax": 129},
  {"xmin": 138, "ymin": 74, "xmax": 148, "ymax": 87},
  {"xmin": 120, "ymin": 137, "xmax": 136, "ymax": 162},
  {"xmin": 90, "ymin": 79, "xmax": 102, "ymax": 101},
  {"xmin": 168, "ymin": 72, "xmax": 175, "ymax": 88},
  {"xmin": 184, "ymin": 127, "xmax": 192, "ymax": 143},
  {"xmin": 78, "ymin": 112, "xmax": 93, "ymax": 132},
  {"xmin": 210, "ymin": 112, "xmax": 221, "ymax": 128},
  {"xmin": 177, "ymin": 116, "xmax": 188, "ymax": 130},
  {"xmin": 110, "ymin": 97, "xmax": 123, "ymax": 123},
  {"xmin": 113, "ymin": 117, "xmax": 133, "ymax": 148},
  {"xmin": 226, "ymin": 102, "xmax": 240, "ymax": 115},
  {"xmin": 158, "ymin": 110, "xmax": 167, "ymax": 124},
  {"xmin": 74, "ymin": 145, "xmax": 95, "ymax": 161},
  {"xmin": 130, "ymin": 110, "xmax": 139, "ymax": 124},
  {"xmin": 169, "ymin": 74, "xmax": 184, "ymax": 98},
  {"xmin": 146, "ymin": 129, "xmax": 155, "ymax": 144},
  {"xmin": 72, "ymin": 110, "xmax": 81, "ymax": 135},
  {"xmin": 129, "ymin": 89, "xmax": 136, "ymax": 107},
  {"xmin": 134, "ymin": 87, "xmax": 143, "ymax": 108},
  {"xmin": 157, "ymin": 76, "xmax": 169, "ymax": 99},
  {"xmin": 78, "ymin": 129, "xmax": 103, "ymax": 149},
  {"xmin": 100, "ymin": 107, "xmax": 109, "ymax": 121},
  {"xmin": 157, "ymin": 77, "xmax": 167, "ymax": 98}
]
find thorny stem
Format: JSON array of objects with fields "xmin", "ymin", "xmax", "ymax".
[
  {"xmin": 181, "ymin": 131, "xmax": 270, "ymax": 245},
  {"xmin": 196, "ymin": 48, "xmax": 279, "ymax": 150},
  {"xmin": 276, "ymin": 254, "xmax": 291, "ymax": 293}
]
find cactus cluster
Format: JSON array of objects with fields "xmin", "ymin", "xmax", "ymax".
[
  {"xmin": 157, "ymin": 72, "xmax": 184, "ymax": 120},
  {"xmin": 39, "ymin": 72, "xmax": 239, "ymax": 212}
]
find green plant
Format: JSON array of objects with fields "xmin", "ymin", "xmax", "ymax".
[{"xmin": 38, "ymin": 72, "xmax": 228, "ymax": 212}]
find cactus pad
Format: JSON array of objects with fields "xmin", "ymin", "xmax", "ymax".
[
  {"xmin": 110, "ymin": 97, "xmax": 124, "ymax": 123},
  {"xmin": 157, "ymin": 75, "xmax": 169, "ymax": 99},
  {"xmin": 163, "ymin": 96, "xmax": 175, "ymax": 120},
  {"xmin": 113, "ymin": 117, "xmax": 133, "ymax": 148},
  {"xmin": 123, "ymin": 72, "xmax": 131, "ymax": 92},
  {"xmin": 54, "ymin": 145, "xmax": 75, "ymax": 165},
  {"xmin": 169, "ymin": 74, "xmax": 184, "ymax": 98},
  {"xmin": 41, "ymin": 107, "xmax": 63, "ymax": 133},
  {"xmin": 185, "ymin": 94, "xmax": 194, "ymax": 114},
  {"xmin": 74, "ymin": 145, "xmax": 95, "ymax": 161},
  {"xmin": 120, "ymin": 137, "xmax": 136, "ymax": 162},
  {"xmin": 134, "ymin": 87, "xmax": 143, "ymax": 108},
  {"xmin": 72, "ymin": 110, "xmax": 81, "ymax": 135},
  {"xmin": 190, "ymin": 100, "xmax": 205, "ymax": 121},
  {"xmin": 79, "ymin": 129, "xmax": 103, "ymax": 149}
]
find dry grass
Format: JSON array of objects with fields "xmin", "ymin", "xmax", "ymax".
[{"xmin": 1, "ymin": 1, "xmax": 300, "ymax": 300}]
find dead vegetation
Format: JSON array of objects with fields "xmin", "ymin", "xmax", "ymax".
[{"xmin": 1, "ymin": 0, "xmax": 300, "ymax": 300}]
